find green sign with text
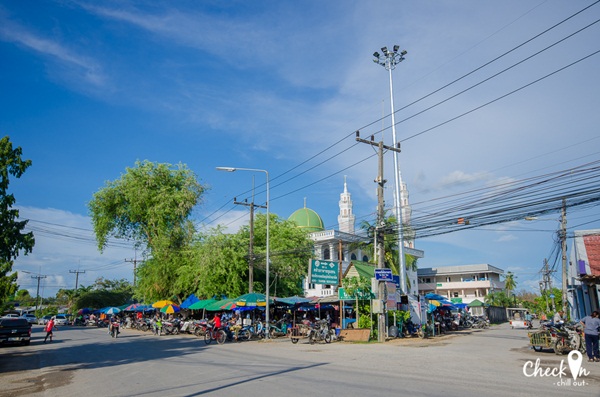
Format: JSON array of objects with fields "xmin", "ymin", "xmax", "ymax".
[{"xmin": 309, "ymin": 259, "xmax": 339, "ymax": 285}]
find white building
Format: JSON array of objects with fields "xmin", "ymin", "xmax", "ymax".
[
  {"xmin": 291, "ymin": 177, "xmax": 421, "ymax": 298},
  {"xmin": 417, "ymin": 264, "xmax": 505, "ymax": 304}
]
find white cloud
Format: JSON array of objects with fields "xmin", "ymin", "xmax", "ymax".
[{"xmin": 0, "ymin": 16, "xmax": 106, "ymax": 88}]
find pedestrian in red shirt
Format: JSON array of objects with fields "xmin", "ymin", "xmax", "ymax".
[{"xmin": 44, "ymin": 317, "xmax": 56, "ymax": 343}]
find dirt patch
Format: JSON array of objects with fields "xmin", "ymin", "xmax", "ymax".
[{"xmin": 0, "ymin": 365, "xmax": 76, "ymax": 397}]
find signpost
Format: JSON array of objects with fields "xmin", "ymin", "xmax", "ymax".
[
  {"xmin": 374, "ymin": 268, "xmax": 393, "ymax": 281},
  {"xmin": 309, "ymin": 259, "xmax": 339, "ymax": 285}
]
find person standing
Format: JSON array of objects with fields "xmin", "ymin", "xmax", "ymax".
[
  {"xmin": 553, "ymin": 310, "xmax": 564, "ymax": 324},
  {"xmin": 44, "ymin": 316, "xmax": 56, "ymax": 343},
  {"xmin": 581, "ymin": 311, "xmax": 600, "ymax": 362}
]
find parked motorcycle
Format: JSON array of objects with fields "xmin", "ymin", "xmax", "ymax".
[
  {"xmin": 402, "ymin": 319, "xmax": 423, "ymax": 338},
  {"xmin": 162, "ymin": 319, "xmax": 181, "ymax": 335},
  {"xmin": 268, "ymin": 320, "xmax": 288, "ymax": 338},
  {"xmin": 307, "ymin": 319, "xmax": 332, "ymax": 344}
]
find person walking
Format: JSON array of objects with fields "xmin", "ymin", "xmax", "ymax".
[
  {"xmin": 581, "ymin": 311, "xmax": 600, "ymax": 362},
  {"xmin": 44, "ymin": 316, "xmax": 56, "ymax": 343}
]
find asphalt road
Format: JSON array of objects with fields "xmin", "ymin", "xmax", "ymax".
[{"xmin": 0, "ymin": 322, "xmax": 598, "ymax": 397}]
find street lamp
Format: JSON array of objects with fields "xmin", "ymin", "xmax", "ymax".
[
  {"xmin": 216, "ymin": 166, "xmax": 270, "ymax": 338},
  {"xmin": 373, "ymin": 45, "xmax": 408, "ymax": 294}
]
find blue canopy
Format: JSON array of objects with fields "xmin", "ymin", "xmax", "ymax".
[
  {"xmin": 424, "ymin": 293, "xmax": 448, "ymax": 301},
  {"xmin": 180, "ymin": 293, "xmax": 200, "ymax": 309}
]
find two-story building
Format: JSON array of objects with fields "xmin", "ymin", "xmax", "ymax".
[{"xmin": 417, "ymin": 264, "xmax": 505, "ymax": 304}]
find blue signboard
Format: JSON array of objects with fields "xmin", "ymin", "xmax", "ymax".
[{"xmin": 374, "ymin": 268, "xmax": 393, "ymax": 281}]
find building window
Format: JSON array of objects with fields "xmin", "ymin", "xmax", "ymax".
[
  {"xmin": 324, "ymin": 248, "xmax": 330, "ymax": 260},
  {"xmin": 362, "ymin": 255, "xmax": 368, "ymax": 262},
  {"xmin": 446, "ymin": 277, "xmax": 451, "ymax": 282},
  {"xmin": 453, "ymin": 292, "xmax": 459, "ymax": 298},
  {"xmin": 351, "ymin": 253, "xmax": 357, "ymax": 260}
]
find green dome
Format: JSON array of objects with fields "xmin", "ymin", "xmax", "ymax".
[{"xmin": 288, "ymin": 206, "xmax": 324, "ymax": 232}]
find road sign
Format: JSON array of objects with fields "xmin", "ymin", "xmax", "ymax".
[
  {"xmin": 374, "ymin": 268, "xmax": 393, "ymax": 281},
  {"xmin": 309, "ymin": 259, "xmax": 339, "ymax": 285}
]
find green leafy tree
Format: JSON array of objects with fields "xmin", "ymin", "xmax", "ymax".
[
  {"xmin": 14, "ymin": 289, "xmax": 34, "ymax": 306},
  {"xmin": 73, "ymin": 278, "xmax": 133, "ymax": 310},
  {"xmin": 175, "ymin": 213, "xmax": 313, "ymax": 300},
  {"xmin": 88, "ymin": 160, "xmax": 205, "ymax": 301},
  {"xmin": 55, "ymin": 288, "xmax": 79, "ymax": 307},
  {"xmin": 0, "ymin": 136, "xmax": 35, "ymax": 311},
  {"xmin": 250, "ymin": 214, "xmax": 313, "ymax": 297},
  {"xmin": 342, "ymin": 275, "xmax": 372, "ymax": 329},
  {"xmin": 484, "ymin": 290, "xmax": 511, "ymax": 307}
]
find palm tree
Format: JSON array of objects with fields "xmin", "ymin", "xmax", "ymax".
[
  {"xmin": 358, "ymin": 216, "xmax": 418, "ymax": 280},
  {"xmin": 503, "ymin": 272, "xmax": 517, "ymax": 304}
]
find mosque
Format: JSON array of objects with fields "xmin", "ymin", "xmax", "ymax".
[{"xmin": 288, "ymin": 177, "xmax": 420, "ymax": 298}]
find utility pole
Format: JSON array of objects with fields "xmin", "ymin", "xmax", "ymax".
[
  {"xmin": 69, "ymin": 269, "xmax": 85, "ymax": 291},
  {"xmin": 356, "ymin": 130, "xmax": 401, "ymax": 342},
  {"xmin": 560, "ymin": 198, "xmax": 568, "ymax": 315},
  {"xmin": 31, "ymin": 274, "xmax": 47, "ymax": 312},
  {"xmin": 125, "ymin": 258, "xmax": 141, "ymax": 287},
  {"xmin": 233, "ymin": 197, "xmax": 266, "ymax": 293},
  {"xmin": 541, "ymin": 258, "xmax": 553, "ymax": 313}
]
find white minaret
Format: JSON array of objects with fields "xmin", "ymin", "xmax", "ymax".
[{"xmin": 338, "ymin": 176, "xmax": 355, "ymax": 234}]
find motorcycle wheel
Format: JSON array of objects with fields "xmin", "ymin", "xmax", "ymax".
[
  {"xmin": 324, "ymin": 332, "xmax": 331, "ymax": 344},
  {"xmin": 216, "ymin": 330, "xmax": 227, "ymax": 345},
  {"xmin": 309, "ymin": 333, "xmax": 315, "ymax": 345},
  {"xmin": 554, "ymin": 339, "xmax": 566, "ymax": 355},
  {"xmin": 204, "ymin": 332, "xmax": 212, "ymax": 345},
  {"xmin": 418, "ymin": 328, "xmax": 425, "ymax": 339},
  {"xmin": 141, "ymin": 324, "xmax": 148, "ymax": 332},
  {"xmin": 533, "ymin": 346, "xmax": 543, "ymax": 352},
  {"xmin": 291, "ymin": 338, "xmax": 299, "ymax": 344}
]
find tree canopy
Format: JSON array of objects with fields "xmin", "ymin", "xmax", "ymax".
[
  {"xmin": 89, "ymin": 160, "xmax": 205, "ymax": 251},
  {"xmin": 0, "ymin": 136, "xmax": 35, "ymax": 310},
  {"xmin": 88, "ymin": 161, "xmax": 205, "ymax": 302}
]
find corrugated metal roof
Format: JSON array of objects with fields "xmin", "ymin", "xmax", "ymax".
[{"xmin": 583, "ymin": 234, "xmax": 600, "ymax": 276}]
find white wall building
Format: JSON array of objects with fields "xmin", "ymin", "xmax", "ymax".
[{"xmin": 417, "ymin": 264, "xmax": 505, "ymax": 304}]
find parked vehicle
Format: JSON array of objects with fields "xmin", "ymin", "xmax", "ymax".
[
  {"xmin": 402, "ymin": 318, "xmax": 424, "ymax": 338},
  {"xmin": 38, "ymin": 315, "xmax": 52, "ymax": 325},
  {"xmin": 0, "ymin": 318, "xmax": 31, "ymax": 346},
  {"xmin": 307, "ymin": 319, "xmax": 332, "ymax": 344},
  {"xmin": 162, "ymin": 319, "xmax": 181, "ymax": 335},
  {"xmin": 268, "ymin": 319, "xmax": 288, "ymax": 338},
  {"xmin": 54, "ymin": 315, "xmax": 69, "ymax": 326},
  {"xmin": 21, "ymin": 314, "xmax": 37, "ymax": 324}
]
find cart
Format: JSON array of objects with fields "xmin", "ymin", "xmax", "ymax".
[
  {"xmin": 289, "ymin": 323, "xmax": 311, "ymax": 344},
  {"xmin": 528, "ymin": 329, "xmax": 553, "ymax": 352}
]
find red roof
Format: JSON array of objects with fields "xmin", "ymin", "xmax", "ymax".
[{"xmin": 583, "ymin": 234, "xmax": 600, "ymax": 276}]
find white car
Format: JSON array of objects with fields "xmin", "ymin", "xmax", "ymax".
[
  {"xmin": 21, "ymin": 314, "xmax": 37, "ymax": 324},
  {"xmin": 38, "ymin": 315, "xmax": 52, "ymax": 325},
  {"xmin": 54, "ymin": 314, "xmax": 69, "ymax": 326}
]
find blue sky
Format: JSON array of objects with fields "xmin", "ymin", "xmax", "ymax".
[{"xmin": 2, "ymin": 1, "xmax": 599, "ymax": 299}]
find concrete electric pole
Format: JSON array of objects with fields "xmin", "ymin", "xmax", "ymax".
[
  {"xmin": 356, "ymin": 131, "xmax": 401, "ymax": 342},
  {"xmin": 233, "ymin": 197, "xmax": 266, "ymax": 293}
]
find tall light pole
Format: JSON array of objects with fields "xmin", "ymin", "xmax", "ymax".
[
  {"xmin": 373, "ymin": 45, "xmax": 408, "ymax": 294},
  {"xmin": 216, "ymin": 166, "xmax": 270, "ymax": 338}
]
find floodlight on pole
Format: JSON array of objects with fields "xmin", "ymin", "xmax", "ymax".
[
  {"xmin": 373, "ymin": 44, "xmax": 408, "ymax": 294},
  {"xmin": 217, "ymin": 166, "xmax": 270, "ymax": 338}
]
